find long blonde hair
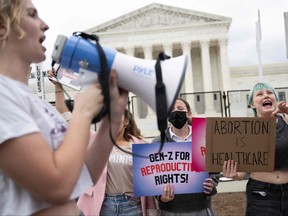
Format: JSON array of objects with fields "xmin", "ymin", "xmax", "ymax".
[{"xmin": 0, "ymin": 0, "xmax": 25, "ymax": 46}]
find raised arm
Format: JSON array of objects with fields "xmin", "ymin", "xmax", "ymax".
[
  {"xmin": 48, "ymin": 69, "xmax": 70, "ymax": 115},
  {"xmin": 86, "ymin": 69, "xmax": 129, "ymax": 182}
]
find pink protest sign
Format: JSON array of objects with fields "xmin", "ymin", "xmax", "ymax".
[{"xmin": 192, "ymin": 117, "xmax": 206, "ymax": 171}]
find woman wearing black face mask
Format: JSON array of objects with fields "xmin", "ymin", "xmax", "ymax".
[
  {"xmin": 151, "ymin": 98, "xmax": 218, "ymax": 216},
  {"xmin": 168, "ymin": 110, "xmax": 189, "ymax": 129},
  {"xmin": 152, "ymin": 97, "xmax": 192, "ymax": 143}
]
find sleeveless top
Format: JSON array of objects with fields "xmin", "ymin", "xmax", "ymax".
[{"xmin": 275, "ymin": 114, "xmax": 288, "ymax": 170}]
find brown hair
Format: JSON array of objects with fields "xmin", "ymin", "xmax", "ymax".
[
  {"xmin": 176, "ymin": 97, "xmax": 191, "ymax": 113},
  {"xmin": 123, "ymin": 108, "xmax": 143, "ymax": 141},
  {"xmin": 0, "ymin": 0, "xmax": 25, "ymax": 46},
  {"xmin": 176, "ymin": 97, "xmax": 192, "ymax": 125}
]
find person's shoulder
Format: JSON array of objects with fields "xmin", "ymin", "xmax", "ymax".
[
  {"xmin": 0, "ymin": 75, "xmax": 31, "ymax": 97},
  {"xmin": 130, "ymin": 135, "xmax": 146, "ymax": 144},
  {"xmin": 151, "ymin": 135, "xmax": 160, "ymax": 143},
  {"xmin": 277, "ymin": 113, "xmax": 288, "ymax": 125}
]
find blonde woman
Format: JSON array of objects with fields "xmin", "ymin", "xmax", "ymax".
[{"xmin": 0, "ymin": 0, "xmax": 128, "ymax": 215}]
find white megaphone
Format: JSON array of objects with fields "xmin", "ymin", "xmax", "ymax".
[{"xmin": 51, "ymin": 32, "xmax": 187, "ymax": 117}]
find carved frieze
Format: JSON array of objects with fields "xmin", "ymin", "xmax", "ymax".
[{"xmin": 89, "ymin": 3, "xmax": 231, "ymax": 33}]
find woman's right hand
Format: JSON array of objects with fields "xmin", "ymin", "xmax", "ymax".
[
  {"xmin": 73, "ymin": 83, "xmax": 104, "ymax": 121},
  {"xmin": 48, "ymin": 69, "xmax": 60, "ymax": 85}
]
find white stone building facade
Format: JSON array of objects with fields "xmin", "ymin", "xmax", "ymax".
[
  {"xmin": 28, "ymin": 3, "xmax": 288, "ymax": 138},
  {"xmin": 87, "ymin": 3, "xmax": 232, "ymax": 93}
]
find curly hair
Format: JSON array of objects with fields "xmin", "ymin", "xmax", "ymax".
[{"xmin": 0, "ymin": 0, "xmax": 25, "ymax": 46}]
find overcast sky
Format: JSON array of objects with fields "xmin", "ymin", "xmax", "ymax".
[{"xmin": 33, "ymin": 0, "xmax": 288, "ymax": 70}]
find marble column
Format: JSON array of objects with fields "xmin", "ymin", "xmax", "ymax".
[
  {"xmin": 218, "ymin": 38, "xmax": 231, "ymax": 91},
  {"xmin": 143, "ymin": 45, "xmax": 153, "ymax": 59},
  {"xmin": 200, "ymin": 40, "xmax": 212, "ymax": 91},
  {"xmin": 163, "ymin": 43, "xmax": 173, "ymax": 58},
  {"xmin": 200, "ymin": 40, "xmax": 214, "ymax": 113},
  {"xmin": 125, "ymin": 46, "xmax": 134, "ymax": 57},
  {"xmin": 181, "ymin": 42, "xmax": 194, "ymax": 94},
  {"xmin": 181, "ymin": 42, "xmax": 196, "ymax": 112},
  {"xmin": 139, "ymin": 45, "xmax": 153, "ymax": 118}
]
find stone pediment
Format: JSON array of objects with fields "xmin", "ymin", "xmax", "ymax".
[{"xmin": 87, "ymin": 3, "xmax": 231, "ymax": 33}]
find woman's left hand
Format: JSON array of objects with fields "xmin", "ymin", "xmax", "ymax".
[
  {"xmin": 272, "ymin": 101, "xmax": 288, "ymax": 116},
  {"xmin": 108, "ymin": 69, "xmax": 129, "ymax": 123},
  {"xmin": 160, "ymin": 183, "xmax": 174, "ymax": 202},
  {"xmin": 203, "ymin": 178, "xmax": 214, "ymax": 195}
]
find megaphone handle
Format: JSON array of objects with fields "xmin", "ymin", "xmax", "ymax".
[
  {"xmin": 155, "ymin": 52, "xmax": 170, "ymax": 149},
  {"xmin": 89, "ymin": 34, "xmax": 110, "ymax": 124}
]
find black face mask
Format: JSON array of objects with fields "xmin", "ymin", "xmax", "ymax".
[{"xmin": 168, "ymin": 111, "xmax": 187, "ymax": 129}]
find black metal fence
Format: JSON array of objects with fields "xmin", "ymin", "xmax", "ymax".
[
  {"xmin": 178, "ymin": 87, "xmax": 288, "ymax": 118},
  {"xmin": 50, "ymin": 87, "xmax": 288, "ymax": 140},
  {"xmin": 129, "ymin": 87, "xmax": 288, "ymax": 140},
  {"xmin": 226, "ymin": 87, "xmax": 288, "ymax": 117}
]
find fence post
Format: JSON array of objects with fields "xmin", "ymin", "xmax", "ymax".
[{"xmin": 222, "ymin": 91, "xmax": 228, "ymax": 117}]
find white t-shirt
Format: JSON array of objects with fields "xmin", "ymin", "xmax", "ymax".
[{"xmin": 0, "ymin": 75, "xmax": 92, "ymax": 215}]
